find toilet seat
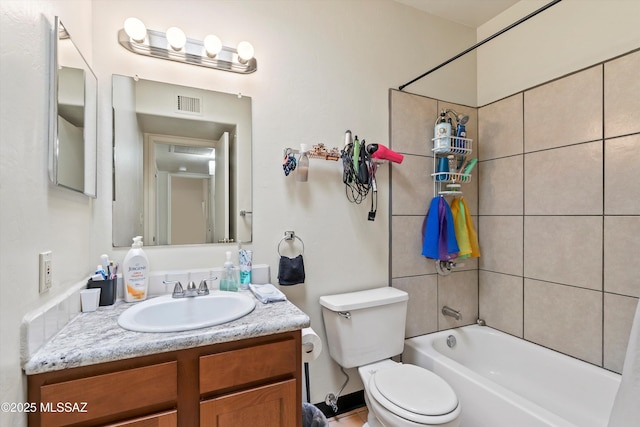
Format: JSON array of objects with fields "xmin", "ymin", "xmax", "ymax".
[{"xmin": 369, "ymin": 364, "xmax": 459, "ymax": 425}]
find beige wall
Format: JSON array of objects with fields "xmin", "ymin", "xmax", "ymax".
[{"xmin": 477, "ymin": 50, "xmax": 640, "ymax": 372}]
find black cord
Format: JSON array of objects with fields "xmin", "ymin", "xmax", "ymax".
[{"xmin": 341, "ymin": 142, "xmax": 379, "ymax": 221}]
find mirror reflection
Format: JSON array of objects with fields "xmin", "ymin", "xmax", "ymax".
[
  {"xmin": 49, "ymin": 17, "xmax": 97, "ymax": 197},
  {"xmin": 112, "ymin": 75, "xmax": 252, "ymax": 247}
]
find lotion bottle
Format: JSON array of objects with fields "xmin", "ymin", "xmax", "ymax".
[{"xmin": 123, "ymin": 236, "xmax": 149, "ymax": 302}]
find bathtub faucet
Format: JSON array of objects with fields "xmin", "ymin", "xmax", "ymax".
[{"xmin": 442, "ymin": 305, "xmax": 462, "ymax": 321}]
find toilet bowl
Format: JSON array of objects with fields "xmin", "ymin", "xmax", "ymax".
[
  {"xmin": 320, "ymin": 287, "xmax": 461, "ymax": 427},
  {"xmin": 359, "ymin": 360, "xmax": 461, "ymax": 427}
]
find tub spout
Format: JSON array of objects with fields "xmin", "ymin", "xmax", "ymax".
[{"xmin": 442, "ymin": 305, "xmax": 462, "ymax": 321}]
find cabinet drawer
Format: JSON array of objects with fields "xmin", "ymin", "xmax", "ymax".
[
  {"xmin": 40, "ymin": 361, "xmax": 177, "ymax": 426},
  {"xmin": 103, "ymin": 410, "xmax": 177, "ymax": 427},
  {"xmin": 200, "ymin": 339, "xmax": 297, "ymax": 394}
]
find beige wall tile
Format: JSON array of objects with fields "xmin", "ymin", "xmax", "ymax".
[
  {"xmin": 392, "ymin": 215, "xmax": 436, "ymax": 277},
  {"xmin": 524, "ymin": 65, "xmax": 603, "ymax": 152},
  {"xmin": 438, "ymin": 270, "xmax": 478, "ymax": 329},
  {"xmin": 478, "ymin": 93, "xmax": 523, "ymax": 160},
  {"xmin": 461, "ymin": 167, "xmax": 479, "ymax": 216},
  {"xmin": 605, "ymin": 50, "xmax": 640, "ymax": 138},
  {"xmin": 524, "ymin": 142, "xmax": 603, "ymax": 215},
  {"xmin": 393, "ymin": 275, "xmax": 438, "ymax": 338},
  {"xmin": 524, "ymin": 279, "xmax": 602, "ymax": 365},
  {"xmin": 478, "ymin": 155, "xmax": 523, "ymax": 215},
  {"xmin": 524, "ymin": 216, "xmax": 603, "ymax": 291},
  {"xmin": 604, "ymin": 293, "xmax": 639, "ymax": 373},
  {"xmin": 604, "ymin": 216, "xmax": 640, "ymax": 297},
  {"xmin": 478, "ymin": 216, "xmax": 523, "ymax": 276},
  {"xmin": 390, "ymin": 90, "xmax": 437, "ymax": 155},
  {"xmin": 479, "ymin": 271, "xmax": 523, "ymax": 337},
  {"xmin": 605, "ymin": 134, "xmax": 640, "ymax": 215},
  {"xmin": 391, "ymin": 154, "xmax": 432, "ymax": 216}
]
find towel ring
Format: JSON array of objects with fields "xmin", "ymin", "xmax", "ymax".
[{"xmin": 277, "ymin": 232, "xmax": 305, "ymax": 257}]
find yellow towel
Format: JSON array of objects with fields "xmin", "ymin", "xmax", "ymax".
[
  {"xmin": 451, "ymin": 197, "xmax": 480, "ymax": 258},
  {"xmin": 451, "ymin": 198, "xmax": 471, "ymax": 258}
]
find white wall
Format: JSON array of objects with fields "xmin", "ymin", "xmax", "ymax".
[
  {"xmin": 0, "ymin": 1, "xmax": 475, "ymax": 425},
  {"xmin": 477, "ymin": 0, "xmax": 640, "ymax": 106}
]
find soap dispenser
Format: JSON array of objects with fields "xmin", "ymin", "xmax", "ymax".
[{"xmin": 220, "ymin": 251, "xmax": 238, "ymax": 292}]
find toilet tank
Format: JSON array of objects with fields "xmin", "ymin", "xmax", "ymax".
[{"xmin": 320, "ymin": 287, "xmax": 408, "ymax": 369}]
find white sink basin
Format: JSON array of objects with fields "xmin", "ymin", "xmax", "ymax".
[{"xmin": 118, "ymin": 292, "xmax": 256, "ymax": 332}]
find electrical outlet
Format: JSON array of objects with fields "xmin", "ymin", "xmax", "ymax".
[{"xmin": 39, "ymin": 251, "xmax": 52, "ymax": 293}]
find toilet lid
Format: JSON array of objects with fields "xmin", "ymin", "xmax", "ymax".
[{"xmin": 371, "ymin": 364, "xmax": 458, "ymax": 417}]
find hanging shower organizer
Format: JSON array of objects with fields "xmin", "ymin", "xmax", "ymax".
[
  {"xmin": 431, "ymin": 136, "xmax": 473, "ymax": 197},
  {"xmin": 430, "ymin": 132, "xmax": 474, "ymax": 276}
]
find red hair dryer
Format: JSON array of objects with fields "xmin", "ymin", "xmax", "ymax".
[{"xmin": 367, "ymin": 144, "xmax": 404, "ymax": 164}]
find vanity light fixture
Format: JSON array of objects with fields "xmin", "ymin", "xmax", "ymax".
[{"xmin": 118, "ymin": 18, "xmax": 257, "ymax": 74}]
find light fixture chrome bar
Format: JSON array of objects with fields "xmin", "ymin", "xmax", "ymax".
[{"xmin": 118, "ymin": 29, "xmax": 257, "ymax": 74}]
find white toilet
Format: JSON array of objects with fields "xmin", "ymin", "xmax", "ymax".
[{"xmin": 320, "ymin": 287, "xmax": 461, "ymax": 427}]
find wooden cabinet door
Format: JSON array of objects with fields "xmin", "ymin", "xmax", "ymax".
[
  {"xmin": 200, "ymin": 379, "xmax": 297, "ymax": 427},
  {"xmin": 103, "ymin": 410, "xmax": 177, "ymax": 427}
]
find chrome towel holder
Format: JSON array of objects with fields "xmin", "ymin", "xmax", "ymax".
[{"xmin": 277, "ymin": 231, "xmax": 305, "ymax": 256}]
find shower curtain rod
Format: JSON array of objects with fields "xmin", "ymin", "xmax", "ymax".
[{"xmin": 398, "ymin": 0, "xmax": 563, "ymax": 91}]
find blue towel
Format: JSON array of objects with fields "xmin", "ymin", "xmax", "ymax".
[{"xmin": 422, "ymin": 196, "xmax": 459, "ymax": 260}]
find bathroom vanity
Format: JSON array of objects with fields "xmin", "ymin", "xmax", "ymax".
[{"xmin": 24, "ymin": 293, "xmax": 309, "ymax": 426}]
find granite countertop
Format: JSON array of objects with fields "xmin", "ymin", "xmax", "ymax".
[{"xmin": 24, "ymin": 291, "xmax": 310, "ymax": 375}]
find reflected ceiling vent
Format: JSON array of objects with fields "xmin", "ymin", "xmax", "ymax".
[
  {"xmin": 176, "ymin": 94, "xmax": 202, "ymax": 115},
  {"xmin": 170, "ymin": 145, "xmax": 214, "ymax": 156}
]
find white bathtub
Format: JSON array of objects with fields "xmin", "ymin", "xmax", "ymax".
[{"xmin": 403, "ymin": 325, "xmax": 621, "ymax": 427}]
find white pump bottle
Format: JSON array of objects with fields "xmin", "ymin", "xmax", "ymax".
[{"xmin": 123, "ymin": 236, "xmax": 149, "ymax": 302}]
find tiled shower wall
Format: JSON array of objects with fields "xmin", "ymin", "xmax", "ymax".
[
  {"xmin": 477, "ymin": 50, "xmax": 640, "ymax": 373},
  {"xmin": 390, "ymin": 49, "xmax": 639, "ymax": 373},
  {"xmin": 389, "ymin": 91, "xmax": 480, "ymax": 336}
]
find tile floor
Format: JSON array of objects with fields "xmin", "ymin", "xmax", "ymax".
[{"xmin": 326, "ymin": 406, "xmax": 368, "ymax": 426}]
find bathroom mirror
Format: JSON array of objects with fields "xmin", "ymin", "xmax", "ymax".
[
  {"xmin": 48, "ymin": 17, "xmax": 98, "ymax": 197},
  {"xmin": 112, "ymin": 75, "xmax": 252, "ymax": 247}
]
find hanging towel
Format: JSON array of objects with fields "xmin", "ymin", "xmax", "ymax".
[
  {"xmin": 422, "ymin": 196, "xmax": 459, "ymax": 260},
  {"xmin": 451, "ymin": 198, "xmax": 472, "ymax": 258},
  {"xmin": 459, "ymin": 197, "xmax": 480, "ymax": 258},
  {"xmin": 277, "ymin": 254, "xmax": 306, "ymax": 285}
]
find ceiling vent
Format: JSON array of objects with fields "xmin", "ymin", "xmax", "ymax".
[
  {"xmin": 170, "ymin": 145, "xmax": 214, "ymax": 156},
  {"xmin": 175, "ymin": 94, "xmax": 202, "ymax": 115}
]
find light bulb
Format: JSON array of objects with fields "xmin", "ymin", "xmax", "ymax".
[
  {"xmin": 124, "ymin": 17, "xmax": 147, "ymax": 43},
  {"xmin": 237, "ymin": 41, "xmax": 254, "ymax": 63},
  {"xmin": 204, "ymin": 35, "xmax": 222, "ymax": 57},
  {"xmin": 166, "ymin": 27, "xmax": 186, "ymax": 50}
]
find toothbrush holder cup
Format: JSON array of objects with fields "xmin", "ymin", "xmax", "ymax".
[{"xmin": 87, "ymin": 277, "xmax": 117, "ymax": 306}]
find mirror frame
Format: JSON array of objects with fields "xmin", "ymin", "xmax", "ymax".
[{"xmin": 48, "ymin": 16, "xmax": 98, "ymax": 197}]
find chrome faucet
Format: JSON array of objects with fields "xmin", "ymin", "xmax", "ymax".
[
  {"xmin": 164, "ymin": 279, "xmax": 215, "ymax": 298},
  {"xmin": 442, "ymin": 305, "xmax": 462, "ymax": 321}
]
